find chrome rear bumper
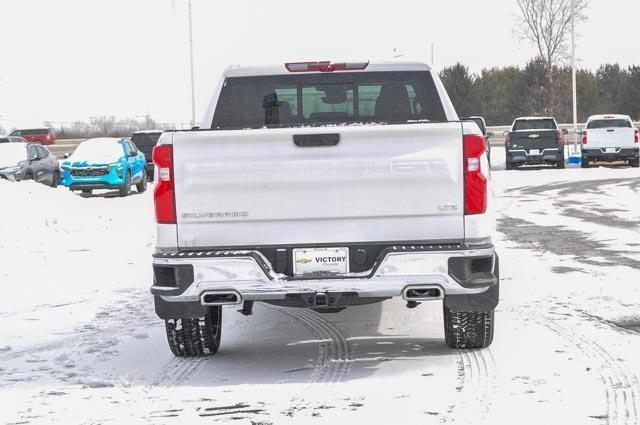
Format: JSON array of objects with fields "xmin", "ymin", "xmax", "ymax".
[{"xmin": 151, "ymin": 246, "xmax": 497, "ymax": 304}]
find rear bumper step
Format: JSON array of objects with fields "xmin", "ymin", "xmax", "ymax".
[
  {"xmin": 151, "ymin": 246, "xmax": 498, "ymax": 304},
  {"xmin": 582, "ymin": 147, "xmax": 639, "ymax": 162}
]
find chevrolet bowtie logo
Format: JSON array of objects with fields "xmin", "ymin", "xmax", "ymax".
[{"xmin": 296, "ymin": 258, "xmax": 312, "ymax": 264}]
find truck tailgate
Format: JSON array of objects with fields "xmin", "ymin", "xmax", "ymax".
[
  {"xmin": 510, "ymin": 130, "xmax": 559, "ymax": 152},
  {"xmin": 586, "ymin": 128, "xmax": 635, "ymax": 148},
  {"xmin": 172, "ymin": 122, "xmax": 464, "ymax": 248}
]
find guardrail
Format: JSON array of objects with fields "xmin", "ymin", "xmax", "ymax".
[
  {"xmin": 48, "ymin": 122, "xmax": 640, "ymax": 157},
  {"xmin": 48, "ymin": 139, "xmax": 85, "ymax": 158}
]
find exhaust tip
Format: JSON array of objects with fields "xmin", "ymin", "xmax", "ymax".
[
  {"xmin": 200, "ymin": 291, "xmax": 242, "ymax": 306},
  {"xmin": 402, "ymin": 285, "xmax": 444, "ymax": 301}
]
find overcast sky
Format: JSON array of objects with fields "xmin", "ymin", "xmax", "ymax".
[{"xmin": 0, "ymin": 0, "xmax": 638, "ymax": 129}]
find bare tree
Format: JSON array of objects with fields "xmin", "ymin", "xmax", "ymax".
[{"xmin": 515, "ymin": 0, "xmax": 589, "ymax": 111}]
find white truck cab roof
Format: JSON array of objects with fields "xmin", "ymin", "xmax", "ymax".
[
  {"xmin": 586, "ymin": 114, "xmax": 632, "ymax": 122},
  {"xmin": 222, "ymin": 61, "xmax": 432, "ymax": 78},
  {"xmin": 513, "ymin": 116, "xmax": 555, "ymax": 122}
]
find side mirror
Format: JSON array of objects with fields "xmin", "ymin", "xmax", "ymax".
[
  {"xmin": 562, "ymin": 128, "xmax": 569, "ymax": 135},
  {"xmin": 129, "ymin": 151, "xmax": 137, "ymax": 157},
  {"xmin": 29, "ymin": 152, "xmax": 39, "ymax": 161},
  {"xmin": 503, "ymin": 130, "xmax": 510, "ymax": 137},
  {"xmin": 63, "ymin": 152, "xmax": 70, "ymax": 159},
  {"xmin": 486, "ymin": 131, "xmax": 494, "ymax": 139},
  {"xmin": 573, "ymin": 128, "xmax": 583, "ymax": 135}
]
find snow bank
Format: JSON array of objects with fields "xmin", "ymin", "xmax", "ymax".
[
  {"xmin": 0, "ymin": 143, "xmax": 27, "ymax": 167},
  {"xmin": 0, "ymin": 180, "xmax": 155, "ymax": 349}
]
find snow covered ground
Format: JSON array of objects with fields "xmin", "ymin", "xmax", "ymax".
[{"xmin": 1, "ymin": 156, "xmax": 640, "ymax": 424}]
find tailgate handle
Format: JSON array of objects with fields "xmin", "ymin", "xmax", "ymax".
[
  {"xmin": 293, "ymin": 133, "xmax": 340, "ymax": 147},
  {"xmin": 606, "ymin": 129, "xmax": 615, "ymax": 132}
]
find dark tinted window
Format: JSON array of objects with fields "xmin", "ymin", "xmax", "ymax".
[
  {"xmin": 212, "ymin": 71, "xmax": 446, "ymax": 130},
  {"xmin": 587, "ymin": 119, "xmax": 632, "ymax": 129},
  {"xmin": 0, "ymin": 138, "xmax": 9, "ymax": 143},
  {"xmin": 462, "ymin": 117, "xmax": 486, "ymax": 135},
  {"xmin": 28, "ymin": 145, "xmax": 39, "ymax": 158},
  {"xmin": 128, "ymin": 141, "xmax": 138, "ymax": 154},
  {"xmin": 13, "ymin": 128, "xmax": 50, "ymax": 136},
  {"xmin": 513, "ymin": 119, "xmax": 557, "ymax": 131},
  {"xmin": 36, "ymin": 146, "xmax": 48, "ymax": 158},
  {"xmin": 131, "ymin": 132, "xmax": 162, "ymax": 147}
]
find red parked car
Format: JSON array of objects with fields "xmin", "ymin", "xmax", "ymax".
[{"xmin": 9, "ymin": 128, "xmax": 56, "ymax": 145}]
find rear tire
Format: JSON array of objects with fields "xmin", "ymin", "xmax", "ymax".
[
  {"xmin": 505, "ymin": 161, "xmax": 515, "ymax": 171},
  {"xmin": 556, "ymin": 156, "xmax": 565, "ymax": 169},
  {"xmin": 165, "ymin": 307, "xmax": 222, "ymax": 357},
  {"xmin": 581, "ymin": 156, "xmax": 589, "ymax": 168},
  {"xmin": 444, "ymin": 306, "xmax": 495, "ymax": 349},
  {"xmin": 136, "ymin": 170, "xmax": 147, "ymax": 193},
  {"xmin": 119, "ymin": 171, "xmax": 131, "ymax": 197},
  {"xmin": 631, "ymin": 159, "xmax": 639, "ymax": 168}
]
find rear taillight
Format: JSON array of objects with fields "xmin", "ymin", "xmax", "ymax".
[
  {"xmin": 582, "ymin": 131, "xmax": 587, "ymax": 145},
  {"xmin": 556, "ymin": 130, "xmax": 564, "ymax": 144},
  {"xmin": 152, "ymin": 144, "xmax": 176, "ymax": 224},
  {"xmin": 463, "ymin": 134, "xmax": 487, "ymax": 215},
  {"xmin": 634, "ymin": 128, "xmax": 639, "ymax": 143},
  {"xmin": 285, "ymin": 61, "xmax": 369, "ymax": 72},
  {"xmin": 505, "ymin": 134, "xmax": 512, "ymax": 148},
  {"xmin": 45, "ymin": 133, "xmax": 52, "ymax": 142}
]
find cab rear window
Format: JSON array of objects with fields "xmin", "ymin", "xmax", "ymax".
[
  {"xmin": 211, "ymin": 71, "xmax": 446, "ymax": 130},
  {"xmin": 587, "ymin": 119, "xmax": 632, "ymax": 129},
  {"xmin": 513, "ymin": 119, "xmax": 557, "ymax": 131}
]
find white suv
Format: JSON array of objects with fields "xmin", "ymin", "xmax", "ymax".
[{"xmin": 581, "ymin": 114, "xmax": 639, "ymax": 168}]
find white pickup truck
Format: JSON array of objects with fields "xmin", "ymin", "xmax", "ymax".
[
  {"xmin": 581, "ymin": 114, "xmax": 639, "ymax": 168},
  {"xmin": 150, "ymin": 61, "xmax": 499, "ymax": 357}
]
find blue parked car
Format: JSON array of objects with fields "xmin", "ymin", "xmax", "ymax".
[{"xmin": 60, "ymin": 137, "xmax": 147, "ymax": 197}]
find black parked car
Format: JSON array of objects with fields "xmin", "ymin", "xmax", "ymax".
[
  {"xmin": 0, "ymin": 142, "xmax": 60, "ymax": 187},
  {"xmin": 504, "ymin": 117, "xmax": 567, "ymax": 170},
  {"xmin": 131, "ymin": 130, "xmax": 163, "ymax": 181}
]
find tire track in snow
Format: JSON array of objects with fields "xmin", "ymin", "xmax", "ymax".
[
  {"xmin": 520, "ymin": 307, "xmax": 640, "ymax": 425},
  {"xmin": 265, "ymin": 305, "xmax": 352, "ymax": 414},
  {"xmin": 153, "ymin": 356, "xmax": 206, "ymax": 387},
  {"xmin": 450, "ymin": 348, "xmax": 497, "ymax": 423},
  {"xmin": 153, "ymin": 305, "xmax": 353, "ymax": 389}
]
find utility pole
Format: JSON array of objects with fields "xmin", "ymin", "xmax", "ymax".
[
  {"xmin": 188, "ymin": 0, "xmax": 196, "ymax": 128},
  {"xmin": 571, "ymin": 0, "xmax": 578, "ymax": 153},
  {"xmin": 430, "ymin": 42, "xmax": 434, "ymax": 68}
]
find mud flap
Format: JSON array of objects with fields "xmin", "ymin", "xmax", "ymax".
[
  {"xmin": 154, "ymin": 296, "xmax": 208, "ymax": 320},
  {"xmin": 443, "ymin": 254, "xmax": 500, "ymax": 312}
]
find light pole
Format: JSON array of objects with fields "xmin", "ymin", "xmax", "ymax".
[
  {"xmin": 571, "ymin": 0, "xmax": 578, "ymax": 153},
  {"xmin": 188, "ymin": 0, "xmax": 196, "ymax": 128},
  {"xmin": 430, "ymin": 42, "xmax": 434, "ymax": 67}
]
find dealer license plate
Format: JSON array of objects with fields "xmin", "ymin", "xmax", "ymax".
[
  {"xmin": 293, "ymin": 247, "xmax": 349, "ymax": 276},
  {"xmin": 605, "ymin": 148, "xmax": 616, "ymax": 153},
  {"xmin": 529, "ymin": 149, "xmax": 540, "ymax": 155}
]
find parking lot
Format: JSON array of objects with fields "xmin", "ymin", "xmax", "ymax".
[{"xmin": 1, "ymin": 157, "xmax": 639, "ymax": 424}]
